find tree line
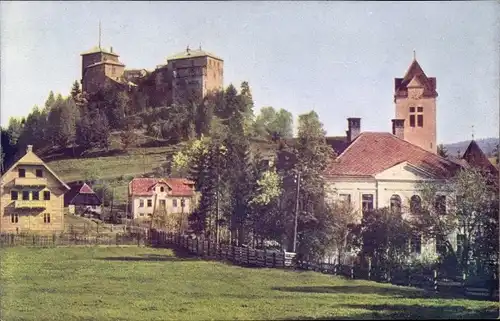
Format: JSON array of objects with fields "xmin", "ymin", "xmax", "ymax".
[{"xmin": 1, "ymin": 80, "xmax": 294, "ymax": 171}]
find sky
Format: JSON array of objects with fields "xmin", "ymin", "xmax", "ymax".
[{"xmin": 1, "ymin": 1, "xmax": 499, "ymax": 144}]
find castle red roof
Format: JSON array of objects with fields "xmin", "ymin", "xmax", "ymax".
[
  {"xmin": 129, "ymin": 178, "xmax": 195, "ymax": 197},
  {"xmin": 324, "ymin": 132, "xmax": 461, "ymax": 178}
]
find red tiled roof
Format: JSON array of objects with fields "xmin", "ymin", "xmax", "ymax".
[
  {"xmin": 79, "ymin": 183, "xmax": 95, "ymax": 194},
  {"xmin": 129, "ymin": 178, "xmax": 195, "ymax": 197},
  {"xmin": 324, "ymin": 132, "xmax": 461, "ymax": 178}
]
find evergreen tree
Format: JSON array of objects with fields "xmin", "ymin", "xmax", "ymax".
[
  {"xmin": 437, "ymin": 144, "xmax": 448, "ymax": 158},
  {"xmin": 71, "ymin": 81, "xmax": 82, "ymax": 101}
]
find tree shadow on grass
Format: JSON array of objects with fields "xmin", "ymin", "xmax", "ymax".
[
  {"xmin": 287, "ymin": 304, "xmax": 498, "ymax": 320},
  {"xmin": 271, "ymin": 285, "xmax": 462, "ymax": 300},
  {"xmin": 99, "ymin": 253, "xmax": 198, "ymax": 262}
]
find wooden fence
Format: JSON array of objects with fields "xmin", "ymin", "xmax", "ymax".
[
  {"xmin": 150, "ymin": 230, "xmax": 296, "ymax": 268},
  {"xmin": 0, "ymin": 231, "xmax": 149, "ymax": 247},
  {"xmin": 154, "ymin": 230, "xmax": 499, "ymax": 301}
]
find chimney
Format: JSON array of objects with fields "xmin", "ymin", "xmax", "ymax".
[
  {"xmin": 346, "ymin": 118, "xmax": 361, "ymax": 142},
  {"xmin": 391, "ymin": 119, "xmax": 405, "ymax": 140},
  {"xmin": 110, "ymin": 46, "xmax": 113, "ymax": 53},
  {"xmin": 26, "ymin": 145, "xmax": 33, "ymax": 153}
]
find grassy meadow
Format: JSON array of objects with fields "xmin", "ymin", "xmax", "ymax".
[{"xmin": 1, "ymin": 246, "xmax": 498, "ymax": 320}]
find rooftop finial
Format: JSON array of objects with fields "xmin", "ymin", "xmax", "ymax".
[
  {"xmin": 98, "ymin": 20, "xmax": 102, "ymax": 49},
  {"xmin": 199, "ymin": 43, "xmax": 202, "ymax": 50},
  {"xmin": 186, "ymin": 45, "xmax": 190, "ymax": 54},
  {"xmin": 413, "ymin": 50, "xmax": 416, "ymax": 61},
  {"xmin": 471, "ymin": 125, "xmax": 475, "ymax": 141}
]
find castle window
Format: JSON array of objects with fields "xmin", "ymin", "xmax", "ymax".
[
  {"xmin": 417, "ymin": 114, "xmax": 424, "ymax": 127},
  {"xmin": 11, "ymin": 191, "xmax": 18, "ymax": 200},
  {"xmin": 18, "ymin": 168, "xmax": 26, "ymax": 178},
  {"xmin": 409, "ymin": 115, "xmax": 416, "ymax": 127}
]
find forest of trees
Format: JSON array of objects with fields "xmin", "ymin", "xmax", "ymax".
[{"xmin": 0, "ymin": 80, "xmax": 294, "ymax": 171}]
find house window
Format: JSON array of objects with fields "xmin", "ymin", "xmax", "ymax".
[
  {"xmin": 139, "ymin": 199, "xmax": 144, "ymax": 207},
  {"xmin": 410, "ymin": 195, "xmax": 422, "ymax": 214},
  {"xmin": 147, "ymin": 199, "xmax": 152, "ymax": 207},
  {"xmin": 11, "ymin": 213, "xmax": 19, "ymax": 223},
  {"xmin": 32, "ymin": 191, "xmax": 39, "ymax": 201},
  {"xmin": 417, "ymin": 115, "xmax": 424, "ymax": 127},
  {"xmin": 44, "ymin": 213, "xmax": 51, "ymax": 224},
  {"xmin": 434, "ymin": 195, "xmax": 446, "ymax": 215},
  {"xmin": 36, "ymin": 169, "xmax": 43, "ymax": 178},
  {"xmin": 160, "ymin": 186, "xmax": 165, "ymax": 192},
  {"xmin": 409, "ymin": 107, "xmax": 415, "ymax": 113},
  {"xmin": 43, "ymin": 191, "xmax": 51, "ymax": 200},
  {"xmin": 362, "ymin": 194, "xmax": 374, "ymax": 215},
  {"xmin": 173, "ymin": 199, "xmax": 178, "ymax": 208},
  {"xmin": 436, "ymin": 235, "xmax": 447, "ymax": 256},
  {"xmin": 417, "ymin": 106, "xmax": 423, "ymax": 112},
  {"xmin": 339, "ymin": 194, "xmax": 351, "ymax": 205},
  {"xmin": 22, "ymin": 191, "xmax": 30, "ymax": 201},
  {"xmin": 140, "ymin": 213, "xmax": 144, "ymax": 217},
  {"xmin": 11, "ymin": 191, "xmax": 18, "ymax": 200},
  {"xmin": 181, "ymin": 198, "xmax": 186, "ymax": 208},
  {"xmin": 410, "ymin": 234, "xmax": 422, "ymax": 254},
  {"xmin": 18, "ymin": 168, "xmax": 26, "ymax": 177},
  {"xmin": 390, "ymin": 195, "xmax": 402, "ymax": 213},
  {"xmin": 409, "ymin": 115, "xmax": 416, "ymax": 127},
  {"xmin": 160, "ymin": 200, "xmax": 166, "ymax": 208}
]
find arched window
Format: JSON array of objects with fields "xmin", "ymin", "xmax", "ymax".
[
  {"xmin": 410, "ymin": 195, "xmax": 422, "ymax": 214},
  {"xmin": 390, "ymin": 195, "xmax": 402, "ymax": 213}
]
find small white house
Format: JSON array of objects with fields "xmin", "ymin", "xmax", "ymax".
[{"xmin": 128, "ymin": 178, "xmax": 196, "ymax": 220}]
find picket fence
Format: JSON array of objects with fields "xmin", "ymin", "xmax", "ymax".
[
  {"xmin": 153, "ymin": 230, "xmax": 499, "ymax": 301},
  {"xmin": 0, "ymin": 231, "xmax": 148, "ymax": 247}
]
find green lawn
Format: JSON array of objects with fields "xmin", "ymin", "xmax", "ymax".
[{"xmin": 1, "ymin": 247, "xmax": 498, "ymax": 321}]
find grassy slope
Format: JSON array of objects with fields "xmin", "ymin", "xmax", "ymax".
[{"xmin": 1, "ymin": 247, "xmax": 498, "ymax": 321}]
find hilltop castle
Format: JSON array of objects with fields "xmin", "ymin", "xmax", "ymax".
[{"xmin": 80, "ymin": 43, "xmax": 224, "ymax": 107}]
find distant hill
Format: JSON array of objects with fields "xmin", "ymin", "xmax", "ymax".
[{"xmin": 443, "ymin": 137, "xmax": 499, "ymax": 158}]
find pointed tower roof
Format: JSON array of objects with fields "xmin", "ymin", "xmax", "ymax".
[
  {"xmin": 462, "ymin": 140, "xmax": 499, "ymax": 176},
  {"xmin": 394, "ymin": 58, "xmax": 438, "ymax": 98}
]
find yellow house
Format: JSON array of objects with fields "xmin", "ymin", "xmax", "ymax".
[{"xmin": 0, "ymin": 145, "xmax": 70, "ymax": 234}]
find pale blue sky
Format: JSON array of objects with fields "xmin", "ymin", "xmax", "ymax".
[{"xmin": 1, "ymin": 1, "xmax": 498, "ymax": 143}]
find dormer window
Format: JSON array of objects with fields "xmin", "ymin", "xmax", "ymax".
[
  {"xmin": 36, "ymin": 169, "xmax": 43, "ymax": 178},
  {"xmin": 18, "ymin": 168, "xmax": 26, "ymax": 178},
  {"xmin": 160, "ymin": 186, "xmax": 165, "ymax": 192}
]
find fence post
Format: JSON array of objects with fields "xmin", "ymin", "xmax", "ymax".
[
  {"xmin": 116, "ymin": 233, "xmax": 119, "ymax": 246},
  {"xmin": 52, "ymin": 234, "xmax": 56, "ymax": 247},
  {"xmin": 368, "ymin": 257, "xmax": 372, "ymax": 281},
  {"xmin": 273, "ymin": 252, "xmax": 276, "ymax": 268},
  {"xmin": 196, "ymin": 237, "xmax": 199, "ymax": 255},
  {"xmin": 433, "ymin": 268, "xmax": 438, "ymax": 293},
  {"xmin": 137, "ymin": 233, "xmax": 141, "ymax": 247},
  {"xmin": 351, "ymin": 264, "xmax": 354, "ymax": 279}
]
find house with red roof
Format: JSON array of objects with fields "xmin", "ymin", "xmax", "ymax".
[
  {"xmin": 322, "ymin": 57, "xmax": 468, "ymax": 259},
  {"xmin": 128, "ymin": 177, "xmax": 196, "ymax": 221}
]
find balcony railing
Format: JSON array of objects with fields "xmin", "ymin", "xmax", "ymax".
[
  {"xmin": 14, "ymin": 177, "xmax": 47, "ymax": 187},
  {"xmin": 14, "ymin": 200, "xmax": 47, "ymax": 209}
]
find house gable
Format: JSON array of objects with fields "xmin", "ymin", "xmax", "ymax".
[{"xmin": 375, "ymin": 161, "xmax": 438, "ymax": 182}]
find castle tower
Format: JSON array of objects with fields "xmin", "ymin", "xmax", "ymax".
[
  {"xmin": 394, "ymin": 55, "xmax": 438, "ymax": 154},
  {"xmin": 80, "ymin": 23, "xmax": 126, "ymax": 94},
  {"xmin": 166, "ymin": 46, "xmax": 224, "ymax": 105}
]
